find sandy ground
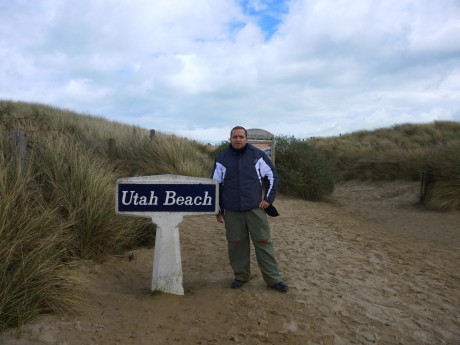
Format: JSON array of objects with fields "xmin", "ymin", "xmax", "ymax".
[{"xmin": 1, "ymin": 181, "xmax": 459, "ymax": 345}]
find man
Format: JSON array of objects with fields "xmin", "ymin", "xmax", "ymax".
[{"xmin": 211, "ymin": 126, "xmax": 288, "ymax": 293}]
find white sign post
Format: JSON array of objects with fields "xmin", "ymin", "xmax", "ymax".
[{"xmin": 116, "ymin": 175, "xmax": 219, "ymax": 295}]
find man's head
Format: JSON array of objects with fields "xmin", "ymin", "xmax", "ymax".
[{"xmin": 230, "ymin": 126, "xmax": 248, "ymax": 150}]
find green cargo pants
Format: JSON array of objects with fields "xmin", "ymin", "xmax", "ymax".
[{"xmin": 224, "ymin": 208, "xmax": 281, "ymax": 286}]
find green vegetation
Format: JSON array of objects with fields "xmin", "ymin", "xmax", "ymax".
[
  {"xmin": 0, "ymin": 164, "xmax": 83, "ymax": 330},
  {"xmin": 309, "ymin": 122, "xmax": 460, "ymax": 181},
  {"xmin": 1, "ymin": 100, "xmax": 459, "ymax": 331},
  {"xmin": 308, "ymin": 122, "xmax": 460, "ymax": 210},
  {"xmin": 0, "ymin": 100, "xmax": 209, "ymax": 331},
  {"xmin": 421, "ymin": 143, "xmax": 460, "ymax": 211},
  {"xmin": 275, "ymin": 136, "xmax": 334, "ymax": 200}
]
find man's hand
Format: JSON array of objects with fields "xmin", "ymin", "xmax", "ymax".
[
  {"xmin": 259, "ymin": 200, "xmax": 270, "ymax": 209},
  {"xmin": 216, "ymin": 213, "xmax": 224, "ymax": 223}
]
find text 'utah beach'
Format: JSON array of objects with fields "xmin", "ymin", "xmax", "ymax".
[{"xmin": 121, "ymin": 190, "xmax": 213, "ymax": 206}]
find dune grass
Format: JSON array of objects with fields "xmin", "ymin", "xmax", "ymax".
[
  {"xmin": 0, "ymin": 100, "xmax": 213, "ymax": 330},
  {"xmin": 0, "ymin": 101, "xmax": 161, "ymax": 331},
  {"xmin": 310, "ymin": 121, "xmax": 460, "ymax": 181},
  {"xmin": 0, "ymin": 161, "xmax": 84, "ymax": 330},
  {"xmin": 33, "ymin": 136, "xmax": 145, "ymax": 259},
  {"xmin": 309, "ymin": 121, "xmax": 460, "ymax": 210},
  {"xmin": 114, "ymin": 132, "xmax": 213, "ymax": 177},
  {"xmin": 421, "ymin": 142, "xmax": 460, "ymax": 211}
]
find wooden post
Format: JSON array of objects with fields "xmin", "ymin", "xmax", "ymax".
[
  {"xmin": 420, "ymin": 170, "xmax": 435, "ymax": 205},
  {"xmin": 150, "ymin": 129, "xmax": 156, "ymax": 144},
  {"xmin": 11, "ymin": 130, "xmax": 27, "ymax": 175},
  {"xmin": 420, "ymin": 172, "xmax": 427, "ymax": 204}
]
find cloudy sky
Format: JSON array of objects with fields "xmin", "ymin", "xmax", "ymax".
[{"xmin": 1, "ymin": 0, "xmax": 459, "ymax": 143}]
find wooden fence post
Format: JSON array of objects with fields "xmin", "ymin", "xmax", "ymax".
[
  {"xmin": 420, "ymin": 170, "xmax": 435, "ymax": 205},
  {"xmin": 11, "ymin": 130, "xmax": 27, "ymax": 175}
]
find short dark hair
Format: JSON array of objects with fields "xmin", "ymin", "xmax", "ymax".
[{"xmin": 230, "ymin": 126, "xmax": 247, "ymax": 138}]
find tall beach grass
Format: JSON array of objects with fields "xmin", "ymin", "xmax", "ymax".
[
  {"xmin": 0, "ymin": 160, "xmax": 84, "ymax": 331},
  {"xmin": 0, "ymin": 101, "xmax": 161, "ymax": 331}
]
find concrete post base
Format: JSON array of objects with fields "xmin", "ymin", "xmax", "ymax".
[{"xmin": 151, "ymin": 214, "xmax": 184, "ymax": 295}]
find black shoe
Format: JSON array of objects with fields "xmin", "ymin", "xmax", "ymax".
[
  {"xmin": 271, "ymin": 282, "xmax": 288, "ymax": 293},
  {"xmin": 231, "ymin": 279, "xmax": 246, "ymax": 289}
]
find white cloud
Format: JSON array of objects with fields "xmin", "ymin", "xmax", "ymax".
[{"xmin": 63, "ymin": 78, "xmax": 109, "ymax": 101}]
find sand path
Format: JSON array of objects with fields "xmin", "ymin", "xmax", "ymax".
[{"xmin": 1, "ymin": 181, "xmax": 459, "ymax": 344}]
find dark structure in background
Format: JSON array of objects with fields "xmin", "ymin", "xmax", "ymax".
[{"xmin": 247, "ymin": 128, "xmax": 275, "ymax": 164}]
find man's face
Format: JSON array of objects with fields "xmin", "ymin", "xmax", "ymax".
[{"xmin": 230, "ymin": 129, "xmax": 248, "ymax": 150}]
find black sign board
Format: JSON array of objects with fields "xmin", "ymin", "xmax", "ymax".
[{"xmin": 117, "ymin": 183, "xmax": 217, "ymax": 213}]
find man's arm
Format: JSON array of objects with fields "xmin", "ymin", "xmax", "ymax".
[
  {"xmin": 258, "ymin": 154, "xmax": 278, "ymax": 204},
  {"xmin": 211, "ymin": 160, "xmax": 226, "ymax": 222}
]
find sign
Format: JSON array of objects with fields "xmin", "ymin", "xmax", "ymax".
[
  {"xmin": 117, "ymin": 183, "xmax": 216, "ymax": 213},
  {"xmin": 116, "ymin": 175, "xmax": 219, "ymax": 216},
  {"xmin": 115, "ymin": 174, "xmax": 219, "ymax": 295}
]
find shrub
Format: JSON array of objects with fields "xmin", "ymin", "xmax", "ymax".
[{"xmin": 275, "ymin": 136, "xmax": 334, "ymax": 200}]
